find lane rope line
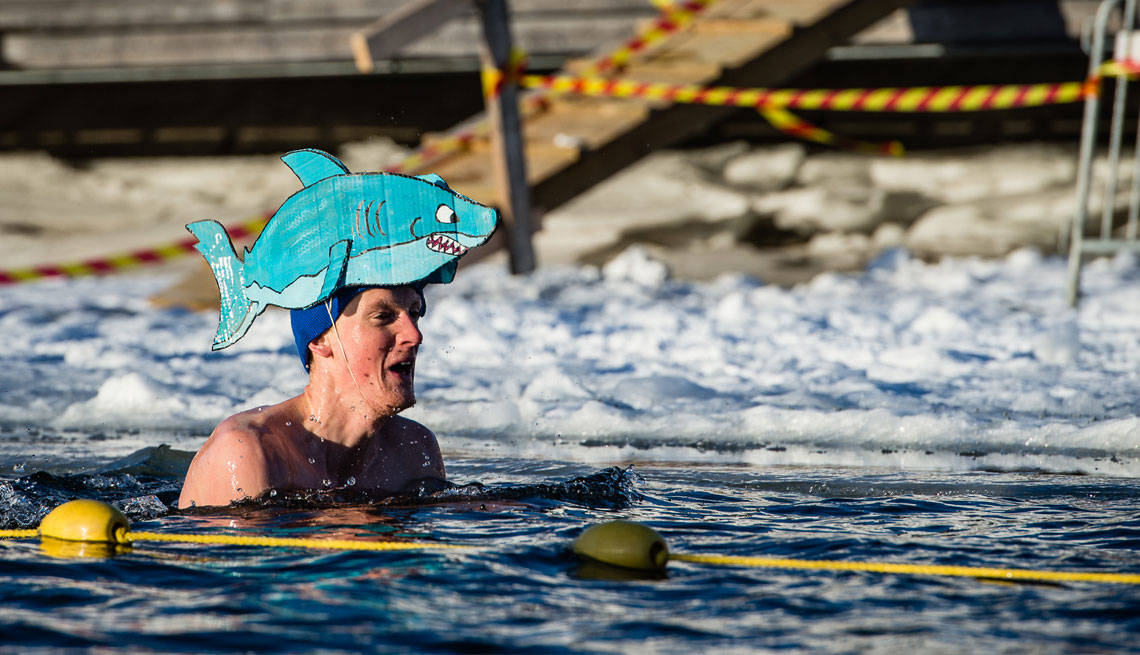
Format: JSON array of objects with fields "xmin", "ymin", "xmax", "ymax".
[
  {"xmin": 120, "ymin": 530, "xmax": 474, "ymax": 552},
  {"xmin": 669, "ymin": 553, "xmax": 1140, "ymax": 585},
  {"xmin": 4, "ymin": 526, "xmax": 1137, "ymax": 583}
]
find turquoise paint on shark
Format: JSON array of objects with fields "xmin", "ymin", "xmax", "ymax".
[{"xmin": 186, "ymin": 149, "xmax": 499, "ymax": 350}]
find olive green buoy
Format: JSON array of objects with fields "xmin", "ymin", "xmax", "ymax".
[{"xmin": 572, "ymin": 520, "xmax": 669, "ymax": 572}]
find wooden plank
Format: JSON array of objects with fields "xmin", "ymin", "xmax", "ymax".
[
  {"xmin": 351, "ymin": 0, "xmax": 469, "ymax": 73},
  {"xmin": 0, "ymin": 0, "xmax": 656, "ymax": 29},
  {"xmin": 693, "ymin": 18, "xmax": 792, "ymax": 35},
  {"xmin": 0, "ymin": 0, "xmax": 268, "ymax": 30},
  {"xmin": 523, "ymin": 98, "xmax": 649, "ymax": 150},
  {"xmin": 727, "ymin": 0, "xmax": 850, "ymax": 26},
  {"xmin": 645, "ymin": 22, "xmax": 790, "ymax": 69},
  {"xmin": 527, "ymin": 0, "xmax": 917, "ymax": 216},
  {"xmin": 600, "ymin": 60, "xmax": 724, "ymax": 84},
  {"xmin": 272, "ymin": 0, "xmax": 658, "ymax": 21},
  {"xmin": 701, "ymin": 0, "xmax": 779, "ymax": 21},
  {"xmin": 2, "ymin": 17, "xmax": 648, "ymax": 68}
]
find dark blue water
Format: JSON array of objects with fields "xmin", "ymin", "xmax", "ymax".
[{"xmin": 2, "ymin": 450, "xmax": 1139, "ymax": 654}]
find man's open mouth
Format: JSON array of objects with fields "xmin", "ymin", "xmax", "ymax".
[
  {"xmin": 426, "ymin": 234, "xmax": 467, "ymax": 256},
  {"xmin": 389, "ymin": 360, "xmax": 415, "ymax": 376}
]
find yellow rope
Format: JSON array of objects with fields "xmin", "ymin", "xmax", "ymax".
[
  {"xmin": 6, "ymin": 524, "xmax": 1139, "ymax": 584},
  {"xmin": 121, "ymin": 531, "xmax": 473, "ymax": 552},
  {"xmin": 670, "ymin": 553, "xmax": 1140, "ymax": 585}
]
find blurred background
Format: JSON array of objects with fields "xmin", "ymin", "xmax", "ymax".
[{"xmin": 0, "ymin": 0, "xmax": 1118, "ymax": 297}]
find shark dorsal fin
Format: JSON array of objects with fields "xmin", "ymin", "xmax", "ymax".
[
  {"xmin": 416, "ymin": 173, "xmax": 451, "ymax": 190},
  {"xmin": 282, "ymin": 149, "xmax": 350, "ymax": 187}
]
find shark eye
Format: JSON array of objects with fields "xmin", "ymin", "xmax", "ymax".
[{"xmin": 435, "ymin": 204, "xmax": 457, "ymax": 224}]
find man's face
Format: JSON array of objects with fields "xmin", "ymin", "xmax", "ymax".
[{"xmin": 332, "ymin": 286, "xmax": 423, "ymax": 415}]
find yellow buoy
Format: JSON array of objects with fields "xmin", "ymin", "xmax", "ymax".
[
  {"xmin": 572, "ymin": 520, "xmax": 669, "ymax": 572},
  {"xmin": 39, "ymin": 537, "xmax": 128, "ymax": 559},
  {"xmin": 39, "ymin": 500, "xmax": 130, "ymax": 544}
]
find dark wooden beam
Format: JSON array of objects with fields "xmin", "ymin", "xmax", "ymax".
[{"xmin": 351, "ymin": 0, "xmax": 470, "ymax": 74}]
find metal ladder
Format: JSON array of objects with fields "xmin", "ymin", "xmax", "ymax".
[{"xmin": 1067, "ymin": 0, "xmax": 1140, "ymax": 306}]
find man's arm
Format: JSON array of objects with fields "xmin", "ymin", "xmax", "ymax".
[{"xmin": 178, "ymin": 422, "xmax": 273, "ymax": 508}]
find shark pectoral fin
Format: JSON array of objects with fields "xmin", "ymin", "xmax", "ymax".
[
  {"xmin": 281, "ymin": 149, "xmax": 350, "ymax": 187},
  {"xmin": 319, "ymin": 240, "xmax": 352, "ymax": 300}
]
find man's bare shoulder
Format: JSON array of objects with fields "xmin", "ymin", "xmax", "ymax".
[
  {"xmin": 382, "ymin": 415, "xmax": 436, "ymax": 441},
  {"xmin": 178, "ymin": 403, "xmax": 298, "ymax": 508},
  {"xmin": 379, "ymin": 416, "xmax": 445, "ymax": 480}
]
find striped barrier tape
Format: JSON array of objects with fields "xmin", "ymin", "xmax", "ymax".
[
  {"xmin": 389, "ymin": 0, "xmax": 714, "ymax": 174},
  {"xmin": 758, "ymin": 107, "xmax": 904, "ymax": 156},
  {"xmin": 481, "ymin": 48, "xmax": 530, "ymax": 100},
  {"xmin": 587, "ymin": 0, "xmax": 714, "ymax": 75},
  {"xmin": 521, "ymin": 74, "xmax": 1089, "ymax": 112},
  {"xmin": 0, "ymin": 216, "xmax": 268, "ymax": 286}
]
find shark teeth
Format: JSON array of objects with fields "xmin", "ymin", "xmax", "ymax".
[{"xmin": 426, "ymin": 233, "xmax": 468, "ymax": 256}]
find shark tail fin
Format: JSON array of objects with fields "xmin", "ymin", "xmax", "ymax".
[{"xmin": 186, "ymin": 220, "xmax": 255, "ymax": 350}]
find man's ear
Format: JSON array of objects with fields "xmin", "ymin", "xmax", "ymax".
[{"xmin": 308, "ymin": 332, "xmax": 334, "ymax": 362}]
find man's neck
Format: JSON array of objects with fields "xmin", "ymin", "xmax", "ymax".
[{"xmin": 299, "ymin": 380, "xmax": 395, "ymax": 451}]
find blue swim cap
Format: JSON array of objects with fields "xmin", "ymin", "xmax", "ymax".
[{"xmin": 290, "ymin": 285, "xmax": 425, "ymax": 371}]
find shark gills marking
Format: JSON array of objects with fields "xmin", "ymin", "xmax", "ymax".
[
  {"xmin": 354, "ymin": 201, "xmax": 364, "ymax": 238},
  {"xmin": 372, "ymin": 200, "xmax": 386, "ymax": 236}
]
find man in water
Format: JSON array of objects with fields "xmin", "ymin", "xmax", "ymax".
[
  {"xmin": 177, "ymin": 149, "xmax": 497, "ymax": 508},
  {"xmin": 178, "ymin": 284, "xmax": 444, "ymax": 508}
]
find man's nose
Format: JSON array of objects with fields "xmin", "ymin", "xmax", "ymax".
[{"xmin": 397, "ymin": 313, "xmax": 423, "ymax": 347}]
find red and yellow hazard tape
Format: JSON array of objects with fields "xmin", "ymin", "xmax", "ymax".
[
  {"xmin": 587, "ymin": 0, "xmax": 714, "ymax": 75},
  {"xmin": 521, "ymin": 74, "xmax": 1088, "ymax": 113},
  {"xmin": 759, "ymin": 107, "xmax": 904, "ymax": 156},
  {"xmin": 481, "ymin": 48, "xmax": 529, "ymax": 100},
  {"xmin": 0, "ymin": 216, "xmax": 268, "ymax": 286},
  {"xmin": 389, "ymin": 0, "xmax": 713, "ymax": 174}
]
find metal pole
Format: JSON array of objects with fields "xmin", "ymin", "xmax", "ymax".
[
  {"xmin": 1068, "ymin": 0, "xmax": 1124, "ymax": 306},
  {"xmin": 1100, "ymin": 0, "xmax": 1136, "ymax": 238},
  {"xmin": 475, "ymin": 0, "xmax": 536, "ymax": 274}
]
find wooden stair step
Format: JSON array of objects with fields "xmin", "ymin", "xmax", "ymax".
[
  {"xmin": 524, "ymin": 99, "xmax": 650, "ymax": 150},
  {"xmin": 645, "ymin": 24, "xmax": 790, "ymax": 69}
]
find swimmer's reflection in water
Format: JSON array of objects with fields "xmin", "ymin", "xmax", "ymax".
[{"xmin": 179, "ymin": 286, "xmax": 447, "ymax": 508}]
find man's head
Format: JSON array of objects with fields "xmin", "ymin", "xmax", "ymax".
[{"xmin": 291, "ymin": 286, "xmax": 425, "ymax": 414}]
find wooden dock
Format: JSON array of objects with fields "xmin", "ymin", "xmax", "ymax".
[{"xmin": 406, "ymin": 0, "xmax": 914, "ymax": 260}]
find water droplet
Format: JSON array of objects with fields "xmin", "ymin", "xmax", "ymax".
[
  {"xmin": 269, "ymin": 489, "xmax": 277, "ymax": 497},
  {"xmin": 322, "ymin": 479, "xmax": 332, "ymax": 487},
  {"xmin": 284, "ymin": 421, "xmax": 292, "ymax": 427},
  {"xmin": 346, "ymin": 476, "xmax": 356, "ymax": 486},
  {"xmin": 308, "ymin": 457, "xmax": 316, "ymax": 464},
  {"xmin": 309, "ymin": 414, "xmax": 317, "ymax": 422},
  {"xmin": 13, "ymin": 463, "xmax": 25, "ymax": 473}
]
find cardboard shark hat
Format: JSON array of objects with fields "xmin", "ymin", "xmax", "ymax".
[{"xmin": 187, "ymin": 148, "xmax": 499, "ymax": 351}]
